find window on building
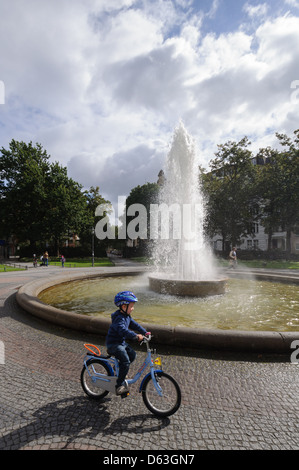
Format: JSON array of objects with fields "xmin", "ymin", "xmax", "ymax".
[{"xmin": 248, "ymin": 223, "xmax": 259, "ymax": 234}]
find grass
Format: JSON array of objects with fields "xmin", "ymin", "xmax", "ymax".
[
  {"xmin": 0, "ymin": 264, "xmax": 24, "ymax": 272},
  {"xmin": 216, "ymin": 258, "xmax": 299, "ymax": 270},
  {"xmin": 20, "ymin": 257, "xmax": 114, "ymax": 268},
  {"xmin": 58, "ymin": 258, "xmax": 114, "ymax": 268},
  {"xmin": 238, "ymin": 260, "xmax": 299, "ymax": 270},
  {"xmin": 3, "ymin": 257, "xmax": 299, "ymax": 271},
  {"xmin": 131, "ymin": 257, "xmax": 299, "ymax": 270}
]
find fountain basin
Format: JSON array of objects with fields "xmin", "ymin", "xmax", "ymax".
[
  {"xmin": 149, "ymin": 274, "xmax": 227, "ymax": 296},
  {"xmin": 15, "ymin": 266, "xmax": 299, "ymax": 353}
]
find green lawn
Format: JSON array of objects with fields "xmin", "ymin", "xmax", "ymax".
[
  {"xmin": 239, "ymin": 260, "xmax": 299, "ymax": 269},
  {"xmin": 3, "ymin": 257, "xmax": 299, "ymax": 271},
  {"xmin": 21, "ymin": 257, "xmax": 114, "ymax": 268},
  {"xmin": 132, "ymin": 257, "xmax": 299, "ymax": 270},
  {"xmin": 57, "ymin": 258, "xmax": 114, "ymax": 268},
  {"xmin": 216, "ymin": 259, "xmax": 299, "ymax": 270},
  {"xmin": 0, "ymin": 264, "xmax": 23, "ymax": 272}
]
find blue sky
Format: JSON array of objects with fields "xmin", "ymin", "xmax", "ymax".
[
  {"xmin": 189, "ymin": 0, "xmax": 299, "ymax": 35},
  {"xmin": 0, "ymin": 0, "xmax": 299, "ymax": 206}
]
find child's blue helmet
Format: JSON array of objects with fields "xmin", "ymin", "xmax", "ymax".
[{"xmin": 114, "ymin": 291, "xmax": 138, "ymax": 307}]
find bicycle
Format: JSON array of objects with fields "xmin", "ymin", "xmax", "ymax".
[{"xmin": 80, "ymin": 334, "xmax": 181, "ymax": 417}]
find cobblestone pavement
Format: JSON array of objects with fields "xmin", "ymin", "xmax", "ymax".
[{"xmin": 1, "ymin": 265, "xmax": 299, "ymax": 451}]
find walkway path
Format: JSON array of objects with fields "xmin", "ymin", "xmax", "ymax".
[{"xmin": 1, "ymin": 264, "xmax": 299, "ymax": 450}]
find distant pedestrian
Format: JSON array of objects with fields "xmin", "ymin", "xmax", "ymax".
[
  {"xmin": 43, "ymin": 251, "xmax": 49, "ymax": 266},
  {"xmin": 61, "ymin": 255, "xmax": 65, "ymax": 267},
  {"xmin": 228, "ymin": 247, "xmax": 237, "ymax": 269}
]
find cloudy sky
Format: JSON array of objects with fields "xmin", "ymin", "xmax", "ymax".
[{"xmin": 1, "ymin": 0, "xmax": 299, "ymax": 207}]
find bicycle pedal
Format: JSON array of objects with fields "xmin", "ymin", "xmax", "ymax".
[{"xmin": 120, "ymin": 391, "xmax": 130, "ymax": 399}]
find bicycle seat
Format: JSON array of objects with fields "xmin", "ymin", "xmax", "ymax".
[
  {"xmin": 84, "ymin": 343, "xmax": 112, "ymax": 358},
  {"xmin": 86, "ymin": 352, "xmax": 111, "ymax": 359}
]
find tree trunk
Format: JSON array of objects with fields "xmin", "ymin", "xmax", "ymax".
[
  {"xmin": 286, "ymin": 227, "xmax": 292, "ymax": 259},
  {"xmin": 267, "ymin": 228, "xmax": 273, "ymax": 251}
]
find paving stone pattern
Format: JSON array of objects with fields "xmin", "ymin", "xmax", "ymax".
[{"xmin": 1, "ymin": 266, "xmax": 299, "ymax": 450}]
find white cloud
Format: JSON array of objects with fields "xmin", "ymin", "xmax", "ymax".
[
  {"xmin": 207, "ymin": 0, "xmax": 221, "ymax": 18},
  {"xmin": 180, "ymin": 14, "xmax": 299, "ymax": 159},
  {"xmin": 91, "ymin": 7, "xmax": 163, "ymax": 64},
  {"xmin": 68, "ymin": 142, "xmax": 165, "ymax": 206},
  {"xmin": 285, "ymin": 0, "xmax": 299, "ymax": 8},
  {"xmin": 0, "ymin": 0, "xmax": 299, "ymax": 206},
  {"xmin": 0, "ymin": 1, "xmax": 97, "ymax": 120},
  {"xmin": 243, "ymin": 2, "xmax": 269, "ymax": 18},
  {"xmin": 94, "ymin": 0, "xmax": 138, "ymax": 12},
  {"xmin": 255, "ymin": 15, "xmax": 299, "ymax": 69}
]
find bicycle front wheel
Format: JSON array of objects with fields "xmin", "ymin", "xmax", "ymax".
[
  {"xmin": 81, "ymin": 358, "xmax": 112, "ymax": 400},
  {"xmin": 142, "ymin": 371, "xmax": 181, "ymax": 417}
]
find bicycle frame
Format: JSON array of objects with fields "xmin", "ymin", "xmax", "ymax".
[{"xmin": 83, "ymin": 337, "xmax": 163, "ymax": 396}]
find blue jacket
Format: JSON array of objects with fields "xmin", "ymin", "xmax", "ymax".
[{"xmin": 106, "ymin": 309, "xmax": 147, "ymax": 346}]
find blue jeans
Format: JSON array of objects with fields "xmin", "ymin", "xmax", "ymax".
[{"xmin": 107, "ymin": 343, "xmax": 136, "ymax": 387}]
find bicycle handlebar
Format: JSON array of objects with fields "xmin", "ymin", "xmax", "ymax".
[{"xmin": 140, "ymin": 332, "xmax": 152, "ymax": 344}]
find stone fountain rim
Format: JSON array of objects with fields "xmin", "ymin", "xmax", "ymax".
[
  {"xmin": 148, "ymin": 273, "xmax": 228, "ymax": 283},
  {"xmin": 16, "ymin": 266, "xmax": 299, "ymax": 354}
]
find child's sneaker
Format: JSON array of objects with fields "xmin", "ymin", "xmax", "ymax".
[{"xmin": 116, "ymin": 384, "xmax": 128, "ymax": 395}]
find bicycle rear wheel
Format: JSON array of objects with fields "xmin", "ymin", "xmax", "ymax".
[
  {"xmin": 142, "ymin": 371, "xmax": 181, "ymax": 417},
  {"xmin": 81, "ymin": 358, "xmax": 112, "ymax": 400}
]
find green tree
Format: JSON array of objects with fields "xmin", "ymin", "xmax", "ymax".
[
  {"xmin": 43, "ymin": 162, "xmax": 87, "ymax": 255},
  {"xmin": 203, "ymin": 137, "xmax": 258, "ymax": 249},
  {"xmin": 80, "ymin": 186, "xmax": 112, "ymax": 256},
  {"xmin": 202, "ymin": 171, "xmax": 230, "ymax": 251},
  {"xmin": 254, "ymin": 146, "xmax": 281, "ymax": 251},
  {"xmin": 0, "ymin": 140, "xmax": 89, "ymax": 255},
  {"xmin": 124, "ymin": 182, "xmax": 159, "ymax": 240},
  {"xmin": 256, "ymin": 130, "xmax": 299, "ymax": 256},
  {"xmin": 0, "ymin": 140, "xmax": 50, "ymax": 249}
]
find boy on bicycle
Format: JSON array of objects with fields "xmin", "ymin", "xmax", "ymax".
[{"xmin": 106, "ymin": 291, "xmax": 148, "ymax": 395}]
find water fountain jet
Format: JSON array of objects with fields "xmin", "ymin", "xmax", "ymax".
[{"xmin": 149, "ymin": 122, "xmax": 227, "ymax": 296}]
